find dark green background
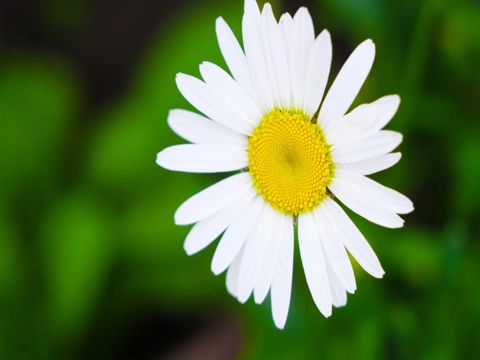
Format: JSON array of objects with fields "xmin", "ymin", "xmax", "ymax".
[{"xmin": 1, "ymin": 0, "xmax": 479, "ymax": 358}]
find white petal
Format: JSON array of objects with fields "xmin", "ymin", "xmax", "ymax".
[
  {"xmin": 183, "ymin": 194, "xmax": 253, "ymax": 255},
  {"xmin": 332, "ymin": 130, "xmax": 402, "ymax": 164},
  {"xmin": 279, "ymin": 12, "xmax": 296, "ymax": 108},
  {"xmin": 298, "ymin": 213, "xmax": 332, "ymax": 317},
  {"xmin": 370, "ymin": 95, "xmax": 401, "ymax": 130},
  {"xmin": 325, "ymin": 103, "xmax": 379, "ymax": 146},
  {"xmin": 254, "ymin": 210, "xmax": 290, "ymax": 304},
  {"xmin": 326, "ymin": 95, "xmax": 401, "ymax": 146},
  {"xmin": 340, "ymin": 152, "xmax": 402, "ymax": 175},
  {"xmin": 334, "ymin": 169, "xmax": 413, "ymax": 214},
  {"xmin": 313, "ymin": 203, "xmax": 357, "ymax": 294},
  {"xmin": 289, "ymin": 7, "xmax": 315, "ymax": 109},
  {"xmin": 211, "ymin": 196, "xmax": 264, "ymax": 275},
  {"xmin": 326, "ymin": 263, "xmax": 347, "ymax": 307},
  {"xmin": 303, "ymin": 30, "xmax": 332, "ymax": 116},
  {"xmin": 323, "ymin": 198, "xmax": 384, "ymax": 278},
  {"xmin": 199, "ymin": 61, "xmax": 262, "ymax": 130},
  {"xmin": 167, "ymin": 109, "xmax": 247, "ymax": 147},
  {"xmin": 243, "ymin": 0, "xmax": 274, "ymax": 112},
  {"xmin": 259, "ymin": 4, "xmax": 280, "ymax": 106},
  {"xmin": 319, "ymin": 39, "xmax": 375, "ymax": 130},
  {"xmin": 279, "ymin": 13, "xmax": 294, "ymax": 54},
  {"xmin": 271, "ymin": 213, "xmax": 295, "ymax": 329},
  {"xmin": 329, "ymin": 171, "xmax": 406, "ymax": 228},
  {"xmin": 244, "ymin": 0, "xmax": 261, "ymax": 18},
  {"xmin": 174, "ymin": 173, "xmax": 252, "ymax": 225},
  {"xmin": 344, "ymin": 102, "xmax": 379, "ymax": 127},
  {"xmin": 156, "ymin": 144, "xmax": 248, "ymax": 173},
  {"xmin": 226, "ymin": 250, "xmax": 243, "ymax": 298},
  {"xmin": 215, "ymin": 17, "xmax": 256, "ymax": 99},
  {"xmin": 176, "ymin": 73, "xmax": 252, "ymax": 135},
  {"xmin": 344, "ymin": 96, "xmax": 400, "ymax": 132},
  {"xmin": 236, "ymin": 207, "xmax": 274, "ymax": 303},
  {"xmin": 261, "ymin": 3, "xmax": 291, "ymax": 108}
]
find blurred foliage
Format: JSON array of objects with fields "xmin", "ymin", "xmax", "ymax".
[{"xmin": 1, "ymin": 0, "xmax": 480, "ymax": 358}]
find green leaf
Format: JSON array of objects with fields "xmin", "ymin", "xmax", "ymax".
[
  {"xmin": 0, "ymin": 55, "xmax": 80, "ymax": 200},
  {"xmin": 40, "ymin": 190, "xmax": 113, "ymax": 343}
]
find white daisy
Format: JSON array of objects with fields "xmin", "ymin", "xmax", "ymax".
[{"xmin": 156, "ymin": 0, "xmax": 413, "ymax": 329}]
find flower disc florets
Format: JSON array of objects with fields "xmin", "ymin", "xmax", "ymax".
[{"xmin": 248, "ymin": 109, "xmax": 335, "ymax": 215}]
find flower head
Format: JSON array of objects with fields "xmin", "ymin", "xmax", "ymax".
[{"xmin": 156, "ymin": 0, "xmax": 413, "ymax": 329}]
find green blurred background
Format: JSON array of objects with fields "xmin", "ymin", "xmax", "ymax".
[{"xmin": 1, "ymin": 0, "xmax": 479, "ymax": 358}]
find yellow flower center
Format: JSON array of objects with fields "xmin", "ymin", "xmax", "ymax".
[{"xmin": 248, "ymin": 109, "xmax": 334, "ymax": 216}]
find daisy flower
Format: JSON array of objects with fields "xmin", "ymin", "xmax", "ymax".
[{"xmin": 156, "ymin": 0, "xmax": 413, "ymax": 329}]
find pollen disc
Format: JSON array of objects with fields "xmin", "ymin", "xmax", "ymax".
[{"xmin": 248, "ymin": 109, "xmax": 335, "ymax": 215}]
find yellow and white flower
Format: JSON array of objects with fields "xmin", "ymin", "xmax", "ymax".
[{"xmin": 156, "ymin": 0, "xmax": 413, "ymax": 329}]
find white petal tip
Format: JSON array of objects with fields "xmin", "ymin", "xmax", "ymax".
[
  {"xmin": 279, "ymin": 13, "xmax": 292, "ymax": 25},
  {"xmin": 183, "ymin": 243, "xmax": 196, "ymax": 256},
  {"xmin": 184, "ymin": 249, "xmax": 194, "ymax": 256},
  {"xmin": 392, "ymin": 220, "xmax": 405, "ymax": 229},
  {"xmin": 364, "ymin": 39, "xmax": 375, "ymax": 46},
  {"xmin": 155, "ymin": 150, "xmax": 168, "ymax": 169},
  {"xmin": 244, "ymin": 0, "xmax": 259, "ymax": 13},
  {"xmin": 322, "ymin": 309, "xmax": 333, "ymax": 318},
  {"xmin": 253, "ymin": 292, "xmax": 266, "ymax": 305},
  {"xmin": 175, "ymin": 73, "xmax": 187, "ymax": 89},
  {"xmin": 384, "ymin": 214, "xmax": 406, "ymax": 229},
  {"xmin": 403, "ymin": 199, "xmax": 415, "ymax": 214},
  {"xmin": 390, "ymin": 94, "xmax": 401, "ymax": 104},
  {"xmin": 174, "ymin": 210, "xmax": 190, "ymax": 226},
  {"xmin": 297, "ymin": 6, "xmax": 309, "ymax": 14},
  {"xmin": 319, "ymin": 29, "xmax": 331, "ymax": 39},
  {"xmin": 359, "ymin": 39, "xmax": 376, "ymax": 56},
  {"xmin": 238, "ymin": 295, "xmax": 249, "ymax": 304},
  {"xmin": 211, "ymin": 261, "xmax": 224, "ymax": 276},
  {"xmin": 262, "ymin": 2, "xmax": 272, "ymax": 12},
  {"xmin": 173, "ymin": 210, "xmax": 182, "ymax": 225},
  {"xmin": 398, "ymin": 133, "xmax": 404, "ymax": 144}
]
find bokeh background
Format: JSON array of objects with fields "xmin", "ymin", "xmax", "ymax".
[{"xmin": 1, "ymin": 0, "xmax": 480, "ymax": 358}]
